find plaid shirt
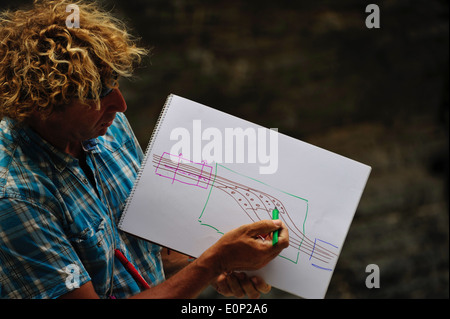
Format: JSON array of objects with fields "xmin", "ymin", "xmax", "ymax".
[{"xmin": 0, "ymin": 113, "xmax": 165, "ymax": 299}]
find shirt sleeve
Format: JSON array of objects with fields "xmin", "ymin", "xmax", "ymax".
[{"xmin": 0, "ymin": 197, "xmax": 91, "ymax": 299}]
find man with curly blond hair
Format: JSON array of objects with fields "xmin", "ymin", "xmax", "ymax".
[{"xmin": 0, "ymin": 1, "xmax": 288, "ymax": 299}]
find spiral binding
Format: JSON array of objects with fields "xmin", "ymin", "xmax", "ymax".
[{"xmin": 118, "ymin": 94, "xmax": 174, "ymax": 229}]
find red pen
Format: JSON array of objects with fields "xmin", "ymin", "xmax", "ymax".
[{"xmin": 114, "ymin": 249, "xmax": 151, "ymax": 290}]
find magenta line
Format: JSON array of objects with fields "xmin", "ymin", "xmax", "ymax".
[
  {"xmin": 172, "ymin": 154, "xmax": 181, "ymax": 184},
  {"xmin": 197, "ymin": 161, "xmax": 205, "ymax": 187},
  {"xmin": 154, "ymin": 152, "xmax": 213, "ymax": 189}
]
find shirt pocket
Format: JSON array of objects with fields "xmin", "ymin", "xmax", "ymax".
[{"xmin": 69, "ymin": 218, "xmax": 114, "ymax": 296}]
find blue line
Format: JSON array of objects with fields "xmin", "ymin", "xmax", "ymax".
[
  {"xmin": 316, "ymin": 239, "xmax": 338, "ymax": 249},
  {"xmin": 309, "ymin": 238, "xmax": 317, "ymax": 261},
  {"xmin": 311, "ymin": 264, "xmax": 333, "ymax": 271}
]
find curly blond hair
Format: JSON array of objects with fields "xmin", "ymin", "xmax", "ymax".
[{"xmin": 0, "ymin": 0, "xmax": 148, "ymax": 121}]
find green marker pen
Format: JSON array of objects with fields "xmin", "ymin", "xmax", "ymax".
[{"xmin": 272, "ymin": 208, "xmax": 279, "ymax": 246}]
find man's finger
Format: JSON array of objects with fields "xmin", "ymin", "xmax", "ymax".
[
  {"xmin": 226, "ymin": 273, "xmax": 245, "ymax": 298},
  {"xmin": 276, "ymin": 221, "xmax": 289, "ymax": 249},
  {"xmin": 247, "ymin": 219, "xmax": 282, "ymax": 237},
  {"xmin": 213, "ymin": 273, "xmax": 233, "ymax": 297},
  {"xmin": 251, "ymin": 276, "xmax": 272, "ymax": 294},
  {"xmin": 236, "ymin": 273, "xmax": 261, "ymax": 299}
]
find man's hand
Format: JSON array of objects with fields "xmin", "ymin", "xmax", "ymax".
[
  {"xmin": 202, "ymin": 219, "xmax": 289, "ymax": 275},
  {"xmin": 212, "ymin": 272, "xmax": 271, "ymax": 299}
]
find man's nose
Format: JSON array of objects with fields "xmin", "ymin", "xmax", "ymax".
[{"xmin": 101, "ymin": 88, "xmax": 127, "ymax": 113}]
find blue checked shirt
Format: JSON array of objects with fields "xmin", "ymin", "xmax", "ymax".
[{"xmin": 0, "ymin": 113, "xmax": 165, "ymax": 299}]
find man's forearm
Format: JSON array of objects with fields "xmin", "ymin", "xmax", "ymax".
[
  {"xmin": 130, "ymin": 249, "xmax": 220, "ymax": 299},
  {"xmin": 161, "ymin": 248, "xmax": 192, "ymax": 279}
]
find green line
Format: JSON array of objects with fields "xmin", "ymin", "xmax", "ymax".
[
  {"xmin": 198, "ymin": 163, "xmax": 310, "ymax": 265},
  {"xmin": 198, "ymin": 164, "xmax": 225, "ymax": 235},
  {"xmin": 217, "ymin": 164, "xmax": 308, "ymax": 202},
  {"xmin": 300, "ymin": 202, "xmax": 309, "ymax": 250},
  {"xmin": 217, "ymin": 163, "xmax": 309, "ymax": 260},
  {"xmin": 199, "ymin": 223, "xmax": 224, "ymax": 235},
  {"xmin": 279, "ymin": 253, "xmax": 299, "ymax": 264},
  {"xmin": 198, "ymin": 163, "xmax": 218, "ymax": 222}
]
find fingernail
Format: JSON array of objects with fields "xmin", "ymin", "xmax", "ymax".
[{"xmin": 272, "ymin": 220, "xmax": 282, "ymax": 227}]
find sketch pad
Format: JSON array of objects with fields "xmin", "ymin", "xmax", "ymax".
[{"xmin": 118, "ymin": 94, "xmax": 371, "ymax": 298}]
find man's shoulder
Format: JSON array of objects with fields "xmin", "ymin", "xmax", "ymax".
[
  {"xmin": 0, "ymin": 119, "xmax": 54, "ymax": 200},
  {"xmin": 0, "ymin": 118, "xmax": 19, "ymax": 190}
]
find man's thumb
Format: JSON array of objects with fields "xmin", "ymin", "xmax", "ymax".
[{"xmin": 248, "ymin": 219, "xmax": 281, "ymax": 236}]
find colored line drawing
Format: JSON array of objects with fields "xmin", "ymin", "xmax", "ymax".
[
  {"xmin": 152, "ymin": 152, "xmax": 339, "ymax": 270},
  {"xmin": 154, "ymin": 152, "xmax": 213, "ymax": 189},
  {"xmin": 199, "ymin": 162, "xmax": 309, "ymax": 264},
  {"xmin": 309, "ymin": 238, "xmax": 339, "ymax": 271}
]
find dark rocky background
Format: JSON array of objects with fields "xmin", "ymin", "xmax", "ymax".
[{"xmin": 2, "ymin": 0, "xmax": 448, "ymax": 298}]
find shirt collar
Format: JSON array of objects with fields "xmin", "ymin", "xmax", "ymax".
[
  {"xmin": 81, "ymin": 138, "xmax": 98, "ymax": 152},
  {"xmin": 6, "ymin": 118, "xmax": 98, "ymax": 172}
]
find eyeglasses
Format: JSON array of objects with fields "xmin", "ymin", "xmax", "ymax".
[
  {"xmin": 86, "ymin": 73, "xmax": 118, "ymax": 99},
  {"xmin": 86, "ymin": 82, "xmax": 114, "ymax": 100}
]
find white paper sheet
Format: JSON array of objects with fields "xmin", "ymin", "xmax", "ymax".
[{"xmin": 119, "ymin": 94, "xmax": 371, "ymax": 298}]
